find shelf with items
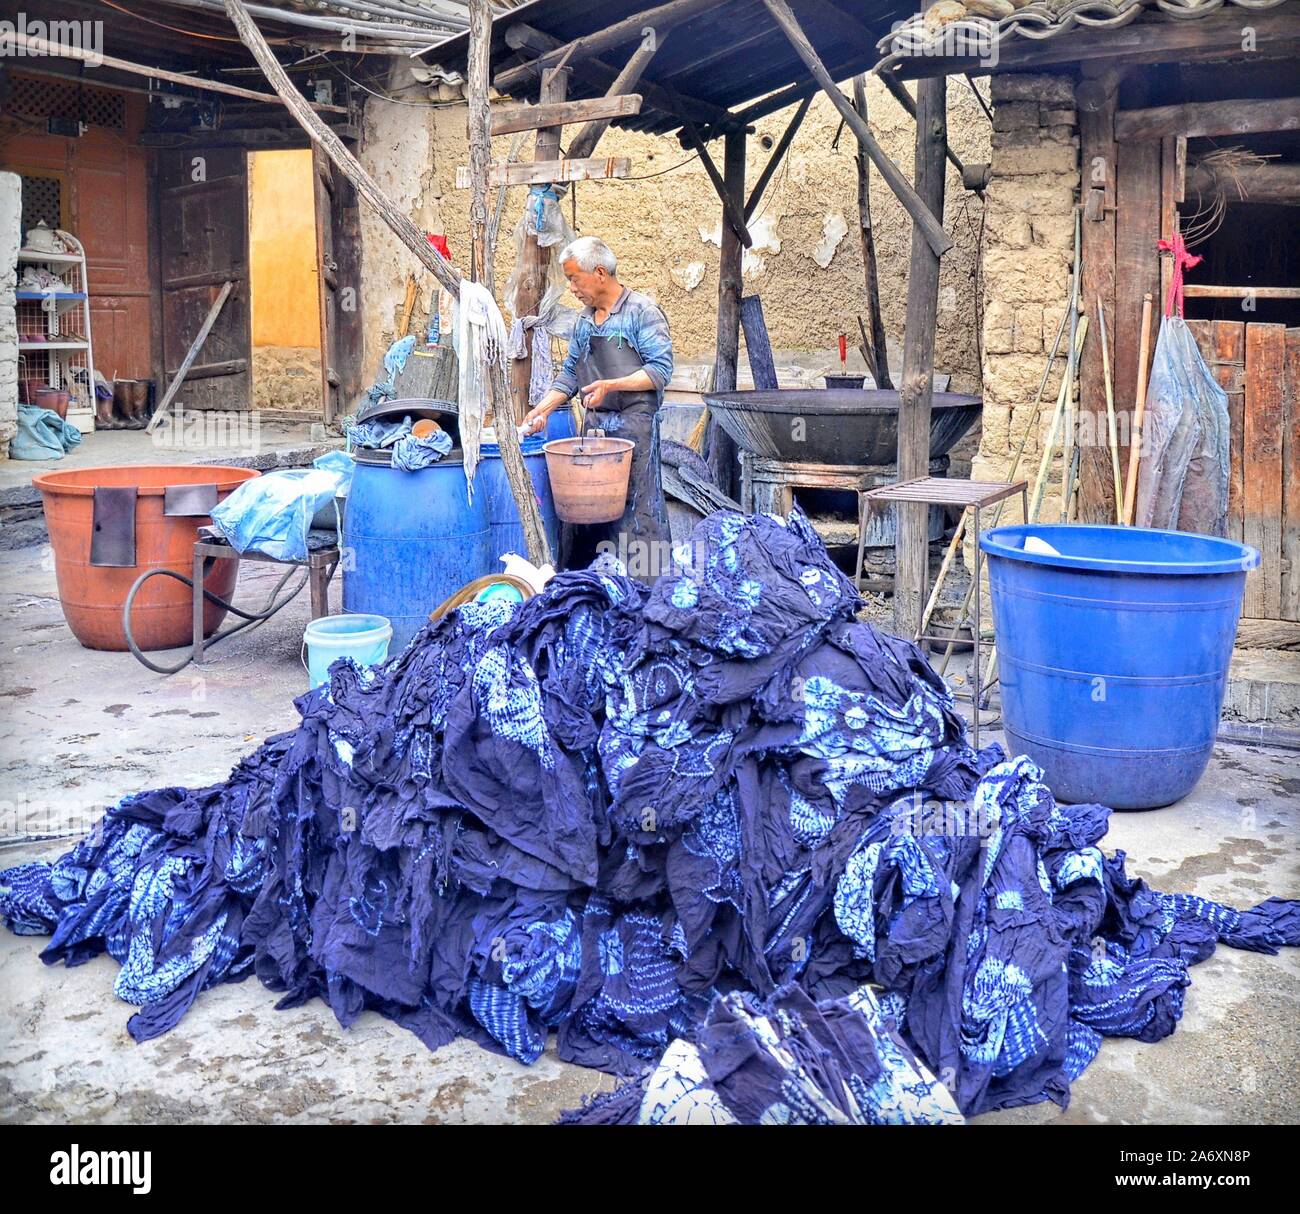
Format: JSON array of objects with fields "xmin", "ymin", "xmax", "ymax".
[{"xmin": 15, "ymin": 229, "xmax": 97, "ymax": 431}]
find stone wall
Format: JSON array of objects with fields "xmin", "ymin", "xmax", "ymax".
[
  {"xmin": 0, "ymin": 171, "xmax": 18, "ymax": 459},
  {"xmin": 355, "ymin": 69, "xmax": 990, "ymax": 395},
  {"xmin": 971, "ymin": 73, "xmax": 1080, "ymax": 524}
]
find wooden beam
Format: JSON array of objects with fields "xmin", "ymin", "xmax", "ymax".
[
  {"xmin": 456, "ymin": 156, "xmax": 632, "ymax": 188},
  {"xmin": 707, "ymin": 128, "xmax": 746, "ymax": 496},
  {"xmin": 501, "ymin": 21, "xmax": 738, "ymax": 134},
  {"xmin": 745, "ymin": 95, "xmax": 811, "ymax": 219},
  {"xmin": 568, "ymin": 26, "xmax": 662, "ymax": 159},
  {"xmin": 1182, "ymin": 285, "xmax": 1300, "ymax": 301},
  {"xmin": 853, "ymin": 74, "xmax": 891, "ymax": 392},
  {"xmin": 1077, "ymin": 66, "xmax": 1121, "ymax": 525},
  {"xmin": 879, "ymin": 73, "xmax": 980, "ymax": 194},
  {"xmin": 10, "ymin": 31, "xmax": 348, "ymax": 113},
  {"xmin": 679, "ymin": 110, "xmax": 752, "ymax": 247},
  {"xmin": 893, "ymin": 73, "xmax": 947, "ymax": 637},
  {"xmin": 509, "ymin": 67, "xmax": 568, "ymax": 421},
  {"xmin": 495, "ymin": 0, "xmax": 718, "ymax": 93},
  {"xmin": 1116, "ymin": 95, "xmax": 1300, "ymax": 142},
  {"xmin": 889, "ymin": 7, "xmax": 1300, "ymax": 78},
  {"xmin": 1187, "ymin": 161, "xmax": 1300, "ymax": 206},
  {"xmin": 761, "ymin": 0, "xmax": 952, "ymax": 258},
  {"xmin": 468, "ymin": 0, "xmax": 552, "ymax": 568},
  {"xmin": 491, "ymin": 94, "xmax": 643, "ymax": 136}
]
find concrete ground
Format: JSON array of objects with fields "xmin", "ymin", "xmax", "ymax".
[{"xmin": 0, "ymin": 544, "xmax": 1296, "ymax": 1124}]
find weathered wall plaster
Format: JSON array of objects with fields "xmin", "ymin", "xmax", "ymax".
[
  {"xmin": 356, "ymin": 71, "xmax": 990, "ymax": 401},
  {"xmin": 0, "ymin": 171, "xmax": 18, "ymax": 459}
]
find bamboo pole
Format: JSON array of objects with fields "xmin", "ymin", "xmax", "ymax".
[
  {"xmin": 1122, "ymin": 293, "xmax": 1155, "ymax": 526},
  {"xmin": 1096, "ymin": 297, "xmax": 1124, "ymax": 524}
]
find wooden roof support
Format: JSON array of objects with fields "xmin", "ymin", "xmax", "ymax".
[
  {"xmin": 879, "ymin": 74, "xmax": 985, "ymax": 197},
  {"xmin": 568, "ymin": 26, "xmax": 663, "ymax": 160},
  {"xmin": 494, "ymin": 0, "xmax": 719, "ymax": 94},
  {"xmin": 761, "ymin": 0, "xmax": 952, "ymax": 257},
  {"xmin": 893, "ymin": 71, "xmax": 948, "ymax": 636},
  {"xmin": 1116, "ymin": 95, "xmax": 1300, "ymax": 142},
  {"xmin": 10, "ymin": 31, "xmax": 348, "ymax": 113},
  {"xmin": 707, "ymin": 129, "xmax": 747, "ymax": 495},
  {"xmin": 502, "ymin": 20, "xmax": 738, "ymax": 133},
  {"xmin": 745, "ymin": 94, "xmax": 812, "ymax": 219},
  {"xmin": 677, "ymin": 103, "xmax": 752, "ymax": 248}
]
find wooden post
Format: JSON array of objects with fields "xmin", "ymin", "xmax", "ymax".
[
  {"xmin": 467, "ymin": 0, "xmax": 552, "ymax": 567},
  {"xmin": 706, "ymin": 128, "xmax": 746, "ymax": 495},
  {"xmin": 509, "ymin": 68, "xmax": 568, "ymax": 421},
  {"xmin": 1077, "ymin": 67, "xmax": 1121, "ymax": 525},
  {"xmin": 567, "ymin": 27, "xmax": 662, "ymax": 160},
  {"xmin": 853, "ymin": 74, "xmax": 891, "ymax": 390},
  {"xmin": 892, "ymin": 73, "xmax": 947, "ymax": 637}
]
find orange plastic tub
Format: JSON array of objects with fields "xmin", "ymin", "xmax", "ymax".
[{"xmin": 33, "ymin": 465, "xmax": 260, "ymax": 652}]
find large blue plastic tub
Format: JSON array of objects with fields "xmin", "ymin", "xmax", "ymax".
[
  {"xmin": 343, "ymin": 450, "xmax": 492, "ymax": 652},
  {"xmin": 478, "ymin": 435, "xmax": 560, "ymax": 562},
  {"xmin": 979, "ymin": 524, "xmax": 1259, "ymax": 809}
]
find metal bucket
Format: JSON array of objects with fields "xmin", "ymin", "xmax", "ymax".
[{"xmin": 543, "ymin": 436, "xmax": 634, "ymax": 524}]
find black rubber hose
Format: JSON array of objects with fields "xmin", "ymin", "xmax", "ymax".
[{"xmin": 123, "ymin": 563, "xmax": 313, "ymax": 676}]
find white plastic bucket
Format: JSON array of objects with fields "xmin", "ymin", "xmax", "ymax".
[{"xmin": 303, "ymin": 613, "xmax": 392, "ymax": 688}]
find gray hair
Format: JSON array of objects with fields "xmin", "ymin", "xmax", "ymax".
[{"xmin": 559, "ymin": 236, "xmax": 617, "ymax": 275}]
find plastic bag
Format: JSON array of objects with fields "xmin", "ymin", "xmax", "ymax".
[
  {"xmin": 10, "ymin": 404, "xmax": 81, "ymax": 460},
  {"xmin": 211, "ymin": 464, "xmax": 347, "ymax": 562},
  {"xmin": 1135, "ymin": 316, "xmax": 1230, "ymax": 536}
]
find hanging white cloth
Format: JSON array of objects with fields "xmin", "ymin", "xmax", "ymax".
[{"xmin": 453, "ymin": 280, "xmax": 510, "ymax": 497}]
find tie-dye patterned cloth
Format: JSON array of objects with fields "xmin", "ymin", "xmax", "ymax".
[{"xmin": 3, "ymin": 509, "xmax": 1296, "ymax": 1120}]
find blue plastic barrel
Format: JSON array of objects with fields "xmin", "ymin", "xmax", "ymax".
[
  {"xmin": 478, "ymin": 435, "xmax": 560, "ymax": 561},
  {"xmin": 979, "ymin": 524, "xmax": 1259, "ymax": 809},
  {"xmin": 545, "ymin": 407, "xmax": 578, "ymax": 442},
  {"xmin": 343, "ymin": 450, "xmax": 492, "ymax": 652}
]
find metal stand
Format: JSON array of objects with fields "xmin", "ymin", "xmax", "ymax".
[
  {"xmin": 863, "ymin": 476, "xmax": 1028, "ymax": 749},
  {"xmin": 741, "ymin": 452, "xmax": 948, "ymax": 585},
  {"xmin": 191, "ymin": 530, "xmax": 339, "ymax": 664}
]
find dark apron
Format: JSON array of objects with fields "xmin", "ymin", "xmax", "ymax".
[{"xmin": 561, "ymin": 332, "xmax": 670, "ymax": 580}]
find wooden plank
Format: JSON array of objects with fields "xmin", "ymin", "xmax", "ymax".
[
  {"xmin": 1160, "ymin": 137, "xmax": 1178, "ymax": 320},
  {"xmin": 1188, "ymin": 320, "xmax": 1246, "ymax": 543},
  {"xmin": 1284, "ymin": 328, "xmax": 1300, "ymax": 621},
  {"xmin": 455, "ymin": 156, "xmax": 631, "ymax": 189},
  {"xmin": 740, "ymin": 296, "xmax": 778, "ymax": 390},
  {"xmin": 1243, "ymin": 324, "xmax": 1286, "ymax": 618},
  {"xmin": 1116, "ymin": 95, "xmax": 1300, "ymax": 142},
  {"xmin": 1113, "ymin": 140, "xmax": 1162, "ymax": 461},
  {"xmin": 1183, "ymin": 285, "xmax": 1300, "ymax": 301},
  {"xmin": 147, "ymin": 281, "xmax": 232, "ymax": 432},
  {"xmin": 489, "ymin": 94, "xmax": 642, "ymax": 136},
  {"xmin": 1077, "ymin": 67, "xmax": 1120, "ymax": 524}
]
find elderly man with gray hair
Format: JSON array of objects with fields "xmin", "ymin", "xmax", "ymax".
[{"xmin": 523, "ymin": 236, "xmax": 673, "ymax": 580}]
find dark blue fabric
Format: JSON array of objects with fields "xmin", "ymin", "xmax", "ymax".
[{"xmin": 2, "ymin": 508, "xmax": 1296, "ymax": 1117}]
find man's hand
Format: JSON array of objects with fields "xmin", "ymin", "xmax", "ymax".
[
  {"xmin": 581, "ymin": 379, "xmax": 616, "ymax": 410},
  {"xmin": 521, "ymin": 402, "xmax": 553, "ymax": 436}
]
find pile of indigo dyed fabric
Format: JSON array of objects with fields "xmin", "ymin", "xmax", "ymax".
[{"xmin": 3, "ymin": 509, "xmax": 1297, "ymax": 1123}]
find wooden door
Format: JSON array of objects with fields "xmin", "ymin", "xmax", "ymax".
[
  {"xmin": 1188, "ymin": 320, "xmax": 1299, "ymax": 621},
  {"xmin": 312, "ymin": 148, "xmax": 364, "ymax": 424},
  {"xmin": 157, "ymin": 147, "xmax": 251, "ymax": 411}
]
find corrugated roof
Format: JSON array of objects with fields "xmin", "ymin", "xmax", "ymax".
[{"xmin": 427, "ymin": 1, "xmax": 921, "ymax": 136}]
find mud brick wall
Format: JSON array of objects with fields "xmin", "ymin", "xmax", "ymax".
[{"xmin": 971, "ymin": 73, "xmax": 1080, "ymax": 525}]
